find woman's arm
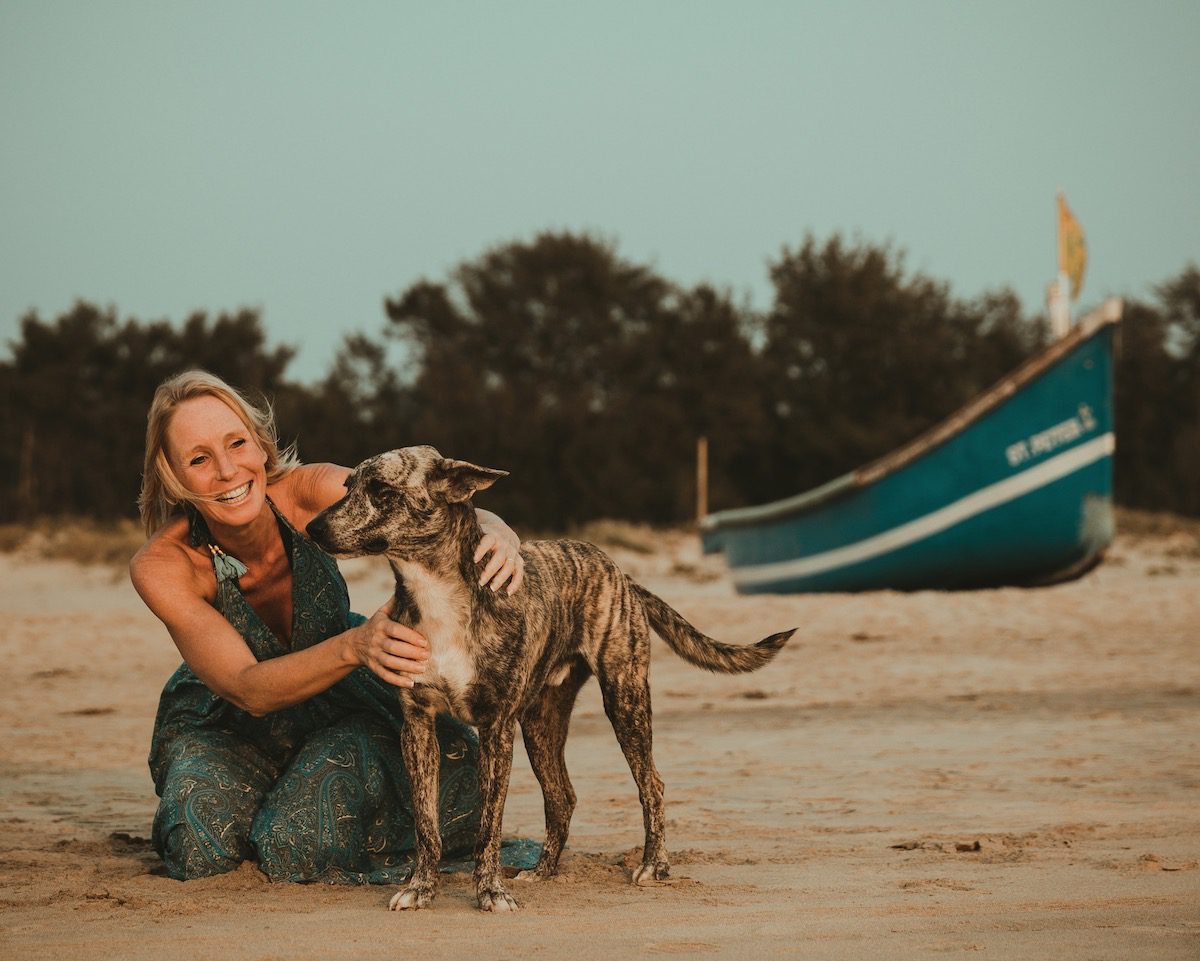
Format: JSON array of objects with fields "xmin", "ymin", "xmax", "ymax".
[{"xmin": 130, "ymin": 536, "xmax": 429, "ymax": 717}]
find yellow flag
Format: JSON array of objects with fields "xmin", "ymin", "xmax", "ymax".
[{"xmin": 1057, "ymin": 192, "xmax": 1087, "ymax": 300}]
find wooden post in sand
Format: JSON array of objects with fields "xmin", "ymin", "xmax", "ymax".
[
  {"xmin": 696, "ymin": 435, "xmax": 708, "ymax": 523},
  {"xmin": 17, "ymin": 422, "xmax": 36, "ymax": 515}
]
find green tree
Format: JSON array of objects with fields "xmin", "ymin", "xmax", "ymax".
[
  {"xmin": 274, "ymin": 333, "xmax": 416, "ymax": 470},
  {"xmin": 384, "ymin": 232, "xmax": 766, "ymax": 526},
  {"xmin": 0, "ymin": 303, "xmax": 294, "ymax": 521},
  {"xmin": 1114, "ymin": 264, "xmax": 1200, "ymax": 516},
  {"xmin": 761, "ymin": 234, "xmax": 1043, "ymax": 498}
]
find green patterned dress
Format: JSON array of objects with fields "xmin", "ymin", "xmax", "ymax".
[{"xmin": 148, "ymin": 502, "xmax": 506, "ymax": 883}]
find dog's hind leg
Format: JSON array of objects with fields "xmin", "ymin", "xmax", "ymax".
[
  {"xmin": 518, "ymin": 657, "xmax": 592, "ymax": 880},
  {"xmin": 390, "ymin": 709, "xmax": 442, "ymax": 911},
  {"xmin": 595, "ymin": 613, "xmax": 670, "ymax": 886},
  {"xmin": 473, "ymin": 720, "xmax": 520, "ymax": 912}
]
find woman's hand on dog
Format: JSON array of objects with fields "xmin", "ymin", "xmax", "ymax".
[
  {"xmin": 475, "ymin": 509, "xmax": 525, "ymax": 594},
  {"xmin": 348, "ymin": 599, "xmax": 430, "ymax": 688}
]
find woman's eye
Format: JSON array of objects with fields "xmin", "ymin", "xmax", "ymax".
[
  {"xmin": 231, "ymin": 438, "xmax": 246, "ymax": 449},
  {"xmin": 189, "ymin": 455, "xmax": 206, "ymax": 467}
]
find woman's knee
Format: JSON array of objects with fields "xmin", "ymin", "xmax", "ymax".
[
  {"xmin": 250, "ymin": 715, "xmax": 413, "ymax": 880},
  {"xmin": 151, "ymin": 741, "xmax": 271, "ymax": 880},
  {"xmin": 248, "ymin": 714, "xmax": 485, "ymax": 881},
  {"xmin": 155, "ymin": 819, "xmax": 245, "ymax": 880},
  {"xmin": 153, "ymin": 788, "xmax": 256, "ymax": 880}
]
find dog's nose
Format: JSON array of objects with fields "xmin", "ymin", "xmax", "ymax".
[{"xmin": 305, "ymin": 515, "xmax": 328, "ymax": 543}]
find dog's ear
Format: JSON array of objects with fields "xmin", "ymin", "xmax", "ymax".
[{"xmin": 432, "ymin": 458, "xmax": 509, "ymax": 503}]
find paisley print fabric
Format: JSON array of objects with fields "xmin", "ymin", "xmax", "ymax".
[{"xmin": 147, "ymin": 501, "xmax": 505, "ymax": 883}]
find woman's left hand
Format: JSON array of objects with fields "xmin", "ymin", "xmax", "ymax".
[{"xmin": 474, "ymin": 509, "xmax": 524, "ymax": 594}]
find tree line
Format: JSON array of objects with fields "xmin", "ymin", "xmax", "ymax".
[{"xmin": 2, "ymin": 232, "xmax": 1197, "ymax": 529}]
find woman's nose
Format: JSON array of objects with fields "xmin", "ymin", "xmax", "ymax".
[{"xmin": 213, "ymin": 450, "xmax": 237, "ymax": 480}]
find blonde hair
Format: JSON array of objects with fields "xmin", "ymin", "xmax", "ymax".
[{"xmin": 138, "ymin": 370, "xmax": 301, "ymax": 535}]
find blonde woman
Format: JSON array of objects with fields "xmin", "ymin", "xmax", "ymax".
[{"xmin": 131, "ymin": 370, "xmax": 530, "ymax": 882}]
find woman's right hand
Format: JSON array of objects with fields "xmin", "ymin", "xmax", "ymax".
[{"xmin": 347, "ymin": 599, "xmax": 431, "ymax": 687}]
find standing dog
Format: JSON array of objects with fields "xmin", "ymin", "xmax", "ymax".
[{"xmin": 306, "ymin": 446, "xmax": 794, "ymax": 912}]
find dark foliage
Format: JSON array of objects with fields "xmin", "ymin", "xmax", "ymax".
[
  {"xmin": 0, "ymin": 235, "xmax": 1195, "ymax": 527},
  {"xmin": 0, "ymin": 304, "xmax": 293, "ymax": 519},
  {"xmin": 761, "ymin": 236, "xmax": 1048, "ymax": 498},
  {"xmin": 1113, "ymin": 266, "xmax": 1200, "ymax": 516},
  {"xmin": 382, "ymin": 232, "xmax": 769, "ymax": 527}
]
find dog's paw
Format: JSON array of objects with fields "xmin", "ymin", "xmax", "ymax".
[
  {"xmin": 477, "ymin": 887, "xmax": 520, "ymax": 912},
  {"xmin": 631, "ymin": 861, "xmax": 670, "ymax": 886},
  {"xmin": 389, "ymin": 883, "xmax": 434, "ymax": 911},
  {"xmin": 514, "ymin": 863, "xmax": 558, "ymax": 882}
]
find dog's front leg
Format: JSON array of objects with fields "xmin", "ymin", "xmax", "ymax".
[
  {"xmin": 390, "ymin": 707, "xmax": 441, "ymax": 911},
  {"xmin": 473, "ymin": 719, "xmax": 519, "ymax": 912}
]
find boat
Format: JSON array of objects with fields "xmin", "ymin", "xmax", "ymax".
[{"xmin": 700, "ymin": 297, "xmax": 1123, "ymax": 593}]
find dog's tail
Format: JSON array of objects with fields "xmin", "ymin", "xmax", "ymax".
[{"xmin": 628, "ymin": 580, "xmax": 794, "ymax": 674}]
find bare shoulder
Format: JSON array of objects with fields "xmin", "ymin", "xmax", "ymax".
[
  {"xmin": 129, "ymin": 516, "xmax": 214, "ymax": 608},
  {"xmin": 272, "ymin": 463, "xmax": 351, "ymax": 529}
]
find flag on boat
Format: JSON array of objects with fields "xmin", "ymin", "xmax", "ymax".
[{"xmin": 1057, "ymin": 192, "xmax": 1087, "ymax": 299}]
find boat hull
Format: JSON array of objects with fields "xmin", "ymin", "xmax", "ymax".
[{"xmin": 702, "ymin": 305, "xmax": 1118, "ymax": 594}]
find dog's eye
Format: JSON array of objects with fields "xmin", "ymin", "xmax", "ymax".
[{"xmin": 366, "ymin": 479, "xmax": 395, "ymax": 502}]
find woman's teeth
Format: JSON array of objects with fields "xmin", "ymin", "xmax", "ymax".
[{"xmin": 216, "ymin": 482, "xmax": 251, "ymax": 503}]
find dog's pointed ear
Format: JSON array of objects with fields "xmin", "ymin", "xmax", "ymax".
[{"xmin": 433, "ymin": 458, "xmax": 509, "ymax": 503}]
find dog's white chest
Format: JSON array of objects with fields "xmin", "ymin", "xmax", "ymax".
[
  {"xmin": 427, "ymin": 641, "xmax": 474, "ymax": 693},
  {"xmin": 394, "ymin": 562, "xmax": 475, "ymax": 696}
]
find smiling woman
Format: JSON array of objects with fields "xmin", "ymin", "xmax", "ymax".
[{"xmin": 128, "ymin": 370, "xmax": 531, "ymax": 883}]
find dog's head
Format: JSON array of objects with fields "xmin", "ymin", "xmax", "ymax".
[{"xmin": 305, "ymin": 445, "xmax": 508, "ymax": 559}]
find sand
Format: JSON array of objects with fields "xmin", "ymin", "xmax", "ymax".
[{"xmin": 1, "ymin": 528, "xmax": 1197, "ymax": 960}]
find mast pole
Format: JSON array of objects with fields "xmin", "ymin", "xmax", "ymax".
[
  {"xmin": 1057, "ymin": 189, "xmax": 1071, "ymax": 332},
  {"xmin": 1048, "ymin": 189, "xmax": 1071, "ymax": 338}
]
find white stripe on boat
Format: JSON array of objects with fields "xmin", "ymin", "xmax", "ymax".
[{"xmin": 732, "ymin": 433, "xmax": 1115, "ymax": 588}]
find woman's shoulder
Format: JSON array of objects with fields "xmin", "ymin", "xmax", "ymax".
[
  {"xmin": 129, "ymin": 516, "xmax": 215, "ymax": 604},
  {"xmin": 268, "ymin": 463, "xmax": 351, "ymax": 530}
]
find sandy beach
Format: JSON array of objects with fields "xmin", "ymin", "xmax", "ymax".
[{"xmin": 1, "ymin": 524, "xmax": 1197, "ymax": 960}]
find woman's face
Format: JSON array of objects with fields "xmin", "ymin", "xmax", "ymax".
[{"xmin": 165, "ymin": 395, "xmax": 269, "ymax": 528}]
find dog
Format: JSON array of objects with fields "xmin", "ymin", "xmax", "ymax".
[{"xmin": 305, "ymin": 446, "xmax": 794, "ymax": 913}]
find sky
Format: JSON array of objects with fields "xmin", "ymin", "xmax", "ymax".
[{"xmin": 2, "ymin": 0, "xmax": 1198, "ymax": 382}]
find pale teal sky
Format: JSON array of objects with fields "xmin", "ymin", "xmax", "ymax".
[{"xmin": 2, "ymin": 1, "xmax": 1197, "ymax": 381}]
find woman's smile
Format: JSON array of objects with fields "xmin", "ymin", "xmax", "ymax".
[{"xmin": 215, "ymin": 480, "xmax": 253, "ymax": 505}]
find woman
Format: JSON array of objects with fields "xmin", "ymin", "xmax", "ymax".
[{"xmin": 130, "ymin": 370, "xmax": 526, "ymax": 883}]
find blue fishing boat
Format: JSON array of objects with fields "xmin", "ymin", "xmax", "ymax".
[{"xmin": 701, "ymin": 298, "xmax": 1123, "ymax": 593}]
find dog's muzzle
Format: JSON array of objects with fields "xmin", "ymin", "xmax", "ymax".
[{"xmin": 305, "ymin": 515, "xmax": 332, "ymax": 547}]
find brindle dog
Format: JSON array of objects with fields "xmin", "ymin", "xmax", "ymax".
[{"xmin": 306, "ymin": 446, "xmax": 794, "ymax": 913}]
